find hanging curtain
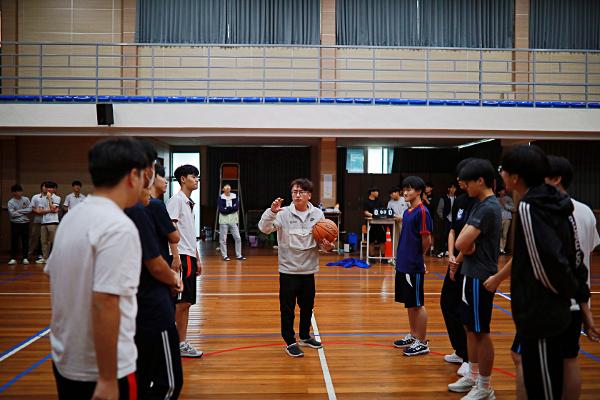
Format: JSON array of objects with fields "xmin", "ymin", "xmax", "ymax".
[
  {"xmin": 136, "ymin": 0, "xmax": 227, "ymax": 44},
  {"xmin": 530, "ymin": 0, "xmax": 600, "ymax": 50},
  {"xmin": 225, "ymin": 0, "xmax": 320, "ymax": 45},
  {"xmin": 336, "ymin": 0, "xmax": 420, "ymax": 46},
  {"xmin": 419, "ymin": 0, "xmax": 514, "ymax": 48},
  {"xmin": 137, "ymin": 0, "xmax": 319, "ymax": 45}
]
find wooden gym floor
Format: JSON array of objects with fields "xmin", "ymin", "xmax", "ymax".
[{"xmin": 1, "ymin": 243, "xmax": 599, "ymax": 399}]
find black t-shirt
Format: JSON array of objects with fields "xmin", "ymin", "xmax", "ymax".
[
  {"xmin": 423, "ymin": 192, "xmax": 436, "ymax": 219},
  {"xmin": 147, "ymin": 198, "xmax": 176, "ymax": 263},
  {"xmin": 451, "ymin": 193, "xmax": 478, "ymax": 235},
  {"xmin": 363, "ymin": 197, "xmax": 382, "ymax": 214},
  {"xmin": 462, "ymin": 195, "xmax": 502, "ymax": 280},
  {"xmin": 125, "ymin": 203, "xmax": 175, "ymax": 335}
]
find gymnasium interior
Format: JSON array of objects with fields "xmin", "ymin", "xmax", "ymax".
[{"xmin": 1, "ymin": 0, "xmax": 599, "ymax": 398}]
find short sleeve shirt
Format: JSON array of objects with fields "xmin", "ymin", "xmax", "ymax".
[
  {"xmin": 64, "ymin": 193, "xmax": 86, "ymax": 210},
  {"xmin": 40, "ymin": 194, "xmax": 61, "ymax": 224},
  {"xmin": 395, "ymin": 203, "xmax": 433, "ymax": 273},
  {"xmin": 167, "ymin": 191, "xmax": 197, "ymax": 257},
  {"xmin": 44, "ymin": 195, "xmax": 141, "ymax": 381},
  {"xmin": 125, "ymin": 203, "xmax": 175, "ymax": 335},
  {"xmin": 462, "ymin": 195, "xmax": 502, "ymax": 280},
  {"xmin": 363, "ymin": 198, "xmax": 382, "ymax": 214}
]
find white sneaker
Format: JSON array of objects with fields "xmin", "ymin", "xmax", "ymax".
[
  {"xmin": 448, "ymin": 376, "xmax": 476, "ymax": 393},
  {"xmin": 461, "ymin": 386, "xmax": 496, "ymax": 400},
  {"xmin": 35, "ymin": 258, "xmax": 46, "ymax": 264},
  {"xmin": 8, "ymin": 259, "xmax": 17, "ymax": 265},
  {"xmin": 444, "ymin": 351, "xmax": 463, "ymax": 364},
  {"xmin": 457, "ymin": 362, "xmax": 469, "ymax": 377},
  {"xmin": 179, "ymin": 341, "xmax": 203, "ymax": 358},
  {"xmin": 22, "ymin": 258, "xmax": 30, "ymax": 265}
]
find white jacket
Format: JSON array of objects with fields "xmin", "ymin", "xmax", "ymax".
[{"xmin": 258, "ymin": 202, "xmax": 324, "ymax": 274}]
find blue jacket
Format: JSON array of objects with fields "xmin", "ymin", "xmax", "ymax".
[{"xmin": 218, "ymin": 193, "xmax": 238, "ymax": 215}]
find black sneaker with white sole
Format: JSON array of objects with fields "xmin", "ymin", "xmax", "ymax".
[
  {"xmin": 403, "ymin": 339, "xmax": 429, "ymax": 356},
  {"xmin": 299, "ymin": 337, "xmax": 323, "ymax": 349},
  {"xmin": 284, "ymin": 343, "xmax": 304, "ymax": 357},
  {"xmin": 393, "ymin": 333, "xmax": 415, "ymax": 348}
]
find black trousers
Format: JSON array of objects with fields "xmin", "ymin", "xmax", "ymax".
[
  {"xmin": 279, "ymin": 273, "xmax": 316, "ymax": 345},
  {"xmin": 440, "ymin": 267, "xmax": 468, "ymax": 361},
  {"xmin": 521, "ymin": 335, "xmax": 564, "ymax": 400},
  {"xmin": 135, "ymin": 325, "xmax": 183, "ymax": 400},
  {"xmin": 53, "ymin": 363, "xmax": 137, "ymax": 400},
  {"xmin": 10, "ymin": 222, "xmax": 29, "ymax": 260}
]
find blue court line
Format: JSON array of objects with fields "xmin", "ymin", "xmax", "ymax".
[
  {"xmin": 0, "ymin": 272, "xmax": 33, "ymax": 285},
  {"xmin": 580, "ymin": 350, "xmax": 600, "ymax": 363},
  {"xmin": 0, "ymin": 326, "xmax": 50, "ymax": 360},
  {"xmin": 0, "ymin": 353, "xmax": 51, "ymax": 394}
]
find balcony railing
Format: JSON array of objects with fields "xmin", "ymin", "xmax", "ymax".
[{"xmin": 1, "ymin": 42, "xmax": 599, "ymax": 104}]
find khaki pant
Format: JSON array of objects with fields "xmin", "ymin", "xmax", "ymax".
[
  {"xmin": 500, "ymin": 219, "xmax": 511, "ymax": 252},
  {"xmin": 41, "ymin": 224, "xmax": 58, "ymax": 260},
  {"xmin": 28, "ymin": 222, "xmax": 42, "ymax": 260},
  {"xmin": 393, "ymin": 220, "xmax": 403, "ymax": 257}
]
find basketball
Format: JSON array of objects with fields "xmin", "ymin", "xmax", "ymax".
[{"xmin": 312, "ymin": 219, "xmax": 338, "ymax": 243}]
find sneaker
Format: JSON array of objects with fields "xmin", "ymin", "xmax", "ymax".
[
  {"xmin": 448, "ymin": 376, "xmax": 476, "ymax": 393},
  {"xmin": 403, "ymin": 339, "xmax": 429, "ymax": 356},
  {"xmin": 35, "ymin": 258, "xmax": 46, "ymax": 264},
  {"xmin": 223, "ymin": 256, "xmax": 231, "ymax": 261},
  {"xmin": 22, "ymin": 258, "xmax": 30, "ymax": 265},
  {"xmin": 499, "ymin": 249, "xmax": 506, "ymax": 255},
  {"xmin": 461, "ymin": 386, "xmax": 496, "ymax": 400},
  {"xmin": 444, "ymin": 351, "xmax": 464, "ymax": 364},
  {"xmin": 393, "ymin": 333, "xmax": 415, "ymax": 348},
  {"xmin": 457, "ymin": 362, "xmax": 469, "ymax": 377},
  {"xmin": 299, "ymin": 337, "xmax": 322, "ymax": 349},
  {"xmin": 8, "ymin": 259, "xmax": 17, "ymax": 265},
  {"xmin": 180, "ymin": 341, "xmax": 203, "ymax": 358},
  {"xmin": 235, "ymin": 256, "xmax": 247, "ymax": 260},
  {"xmin": 273, "ymin": 245, "xmax": 278, "ymax": 249},
  {"xmin": 436, "ymin": 252, "xmax": 445, "ymax": 258},
  {"xmin": 284, "ymin": 343, "xmax": 304, "ymax": 357}
]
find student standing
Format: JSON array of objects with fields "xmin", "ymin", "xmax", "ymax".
[
  {"xmin": 45, "ymin": 137, "xmax": 149, "ymax": 400},
  {"xmin": 392, "ymin": 176, "xmax": 432, "ymax": 357},
  {"xmin": 63, "ymin": 180, "xmax": 86, "ymax": 212},
  {"xmin": 218, "ymin": 184, "xmax": 246, "ymax": 261},
  {"xmin": 7, "ymin": 184, "xmax": 32, "ymax": 265}
]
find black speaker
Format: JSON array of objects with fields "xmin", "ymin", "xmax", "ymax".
[{"xmin": 96, "ymin": 103, "xmax": 114, "ymax": 126}]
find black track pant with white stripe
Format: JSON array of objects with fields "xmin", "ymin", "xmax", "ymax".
[
  {"xmin": 135, "ymin": 325, "xmax": 183, "ymax": 400},
  {"xmin": 521, "ymin": 335, "xmax": 564, "ymax": 400}
]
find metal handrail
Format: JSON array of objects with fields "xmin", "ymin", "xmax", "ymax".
[{"xmin": 1, "ymin": 41, "xmax": 598, "ymax": 102}]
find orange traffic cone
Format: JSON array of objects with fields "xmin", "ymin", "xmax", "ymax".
[{"xmin": 384, "ymin": 227, "xmax": 393, "ymax": 258}]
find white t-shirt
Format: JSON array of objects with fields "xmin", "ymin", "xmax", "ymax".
[
  {"xmin": 30, "ymin": 193, "xmax": 44, "ymax": 223},
  {"xmin": 39, "ymin": 194, "xmax": 61, "ymax": 224},
  {"xmin": 572, "ymin": 199, "xmax": 600, "ymax": 289},
  {"xmin": 167, "ymin": 190, "xmax": 197, "ymax": 257},
  {"xmin": 387, "ymin": 198, "xmax": 409, "ymax": 219},
  {"xmin": 44, "ymin": 195, "xmax": 141, "ymax": 381},
  {"xmin": 64, "ymin": 192, "xmax": 86, "ymax": 210}
]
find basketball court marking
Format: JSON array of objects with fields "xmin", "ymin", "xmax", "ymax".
[
  {"xmin": 311, "ymin": 314, "xmax": 337, "ymax": 400},
  {"xmin": 0, "ymin": 326, "xmax": 50, "ymax": 363},
  {"xmin": 1, "ymin": 291, "xmax": 599, "ymax": 296}
]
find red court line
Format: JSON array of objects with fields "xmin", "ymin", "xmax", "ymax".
[{"xmin": 194, "ymin": 341, "xmax": 516, "ymax": 378}]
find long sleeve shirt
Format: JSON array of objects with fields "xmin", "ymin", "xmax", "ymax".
[{"xmin": 8, "ymin": 197, "xmax": 32, "ymax": 223}]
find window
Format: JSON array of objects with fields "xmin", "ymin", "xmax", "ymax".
[
  {"xmin": 171, "ymin": 152, "xmax": 201, "ymax": 237},
  {"xmin": 367, "ymin": 147, "xmax": 394, "ymax": 174},
  {"xmin": 346, "ymin": 148, "xmax": 365, "ymax": 173}
]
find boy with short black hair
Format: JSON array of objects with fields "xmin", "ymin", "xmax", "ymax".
[
  {"xmin": 7, "ymin": 184, "xmax": 32, "ymax": 265},
  {"xmin": 387, "ymin": 186, "xmax": 410, "ymax": 257},
  {"xmin": 38, "ymin": 181, "xmax": 61, "ymax": 264},
  {"xmin": 449, "ymin": 158, "xmax": 501, "ymax": 399},
  {"xmin": 441, "ymin": 158, "xmax": 478, "ymax": 376},
  {"xmin": 544, "ymin": 155, "xmax": 600, "ymax": 399},
  {"xmin": 393, "ymin": 176, "xmax": 432, "ymax": 356},
  {"xmin": 363, "ymin": 187, "xmax": 385, "ymax": 257},
  {"xmin": 167, "ymin": 164, "xmax": 203, "ymax": 358},
  {"xmin": 45, "ymin": 137, "xmax": 149, "ymax": 400},
  {"xmin": 63, "ymin": 180, "xmax": 86, "ymax": 212}
]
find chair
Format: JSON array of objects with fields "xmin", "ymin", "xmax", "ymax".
[{"xmin": 359, "ymin": 224, "xmax": 368, "ymax": 260}]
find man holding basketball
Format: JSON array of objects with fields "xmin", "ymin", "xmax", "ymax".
[{"xmin": 259, "ymin": 178, "xmax": 334, "ymax": 357}]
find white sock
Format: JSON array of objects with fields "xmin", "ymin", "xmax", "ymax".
[
  {"xmin": 469, "ymin": 362, "xmax": 479, "ymax": 381},
  {"xmin": 477, "ymin": 375, "xmax": 491, "ymax": 390}
]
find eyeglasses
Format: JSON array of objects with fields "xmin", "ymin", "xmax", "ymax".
[{"xmin": 291, "ymin": 190, "xmax": 308, "ymax": 196}]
